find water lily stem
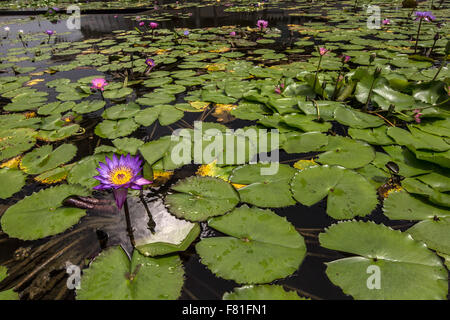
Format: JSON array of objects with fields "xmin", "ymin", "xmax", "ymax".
[
  {"xmin": 312, "ymin": 55, "xmax": 322, "ymax": 92},
  {"xmin": 364, "ymin": 76, "xmax": 376, "ymax": 112},
  {"xmin": 123, "ymin": 199, "xmax": 135, "ymax": 247},
  {"xmin": 432, "ymin": 59, "xmax": 447, "ymax": 81},
  {"xmin": 139, "ymin": 189, "xmax": 156, "ymax": 234},
  {"xmin": 413, "ymin": 18, "xmax": 423, "ymax": 54}
]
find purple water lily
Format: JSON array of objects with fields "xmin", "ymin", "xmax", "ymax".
[
  {"xmin": 414, "ymin": 11, "xmax": 435, "ymax": 54},
  {"xmin": 145, "ymin": 58, "xmax": 155, "ymax": 68},
  {"xmin": 93, "ymin": 154, "xmax": 152, "ymax": 210},
  {"xmin": 46, "ymin": 30, "xmax": 55, "ymax": 36},
  {"xmin": 415, "ymin": 11, "xmax": 436, "ymax": 22},
  {"xmin": 183, "ymin": 30, "xmax": 190, "ymax": 36},
  {"xmin": 256, "ymin": 19, "xmax": 268, "ymax": 30},
  {"xmin": 144, "ymin": 58, "xmax": 155, "ymax": 74}
]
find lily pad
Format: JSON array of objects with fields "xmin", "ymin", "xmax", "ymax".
[
  {"xmin": 223, "ymin": 285, "xmax": 304, "ymax": 300},
  {"xmin": 196, "ymin": 205, "xmax": 306, "ymax": 284},
  {"xmin": 76, "ymin": 246, "xmax": 184, "ymax": 300},
  {"xmin": 319, "ymin": 221, "xmax": 448, "ymax": 300},
  {"xmin": 229, "ymin": 163, "xmax": 296, "ymax": 208},
  {"xmin": 0, "ymin": 128, "xmax": 36, "ymax": 162},
  {"xmin": 0, "ymin": 168, "xmax": 26, "ymax": 199},
  {"xmin": 291, "ymin": 165, "xmax": 377, "ymax": 219},
  {"xmin": 20, "ymin": 144, "xmax": 77, "ymax": 175},
  {"xmin": 165, "ymin": 176, "xmax": 239, "ymax": 221},
  {"xmin": 1, "ymin": 184, "xmax": 89, "ymax": 240}
]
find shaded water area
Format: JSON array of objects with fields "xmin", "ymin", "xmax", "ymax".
[{"xmin": 0, "ymin": 0, "xmax": 448, "ymax": 300}]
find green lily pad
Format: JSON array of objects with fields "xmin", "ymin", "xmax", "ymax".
[
  {"xmin": 1, "ymin": 184, "xmax": 89, "ymax": 240},
  {"xmin": 102, "ymin": 102, "xmax": 140, "ymax": 120},
  {"xmin": 229, "ymin": 163, "xmax": 296, "ymax": 208},
  {"xmin": 0, "ymin": 128, "xmax": 36, "ymax": 162},
  {"xmin": 95, "ymin": 119, "xmax": 139, "ymax": 139},
  {"xmin": 383, "ymin": 190, "xmax": 449, "ymax": 221},
  {"xmin": 348, "ymin": 126, "xmax": 394, "ymax": 145},
  {"xmin": 0, "ymin": 168, "xmax": 26, "ymax": 199},
  {"xmin": 223, "ymin": 285, "xmax": 305, "ymax": 300},
  {"xmin": 20, "ymin": 144, "xmax": 77, "ymax": 175},
  {"xmin": 319, "ymin": 221, "xmax": 448, "ymax": 300},
  {"xmin": 291, "ymin": 165, "xmax": 377, "ymax": 220},
  {"xmin": 317, "ymin": 136, "xmax": 375, "ymax": 169},
  {"xmin": 134, "ymin": 105, "xmax": 184, "ymax": 127},
  {"xmin": 112, "ymin": 138, "xmax": 144, "ymax": 155},
  {"xmin": 165, "ymin": 176, "xmax": 239, "ymax": 221},
  {"xmin": 102, "ymin": 87, "xmax": 133, "ymax": 100},
  {"xmin": 196, "ymin": 205, "xmax": 306, "ymax": 284},
  {"xmin": 76, "ymin": 246, "xmax": 184, "ymax": 300},
  {"xmin": 0, "ymin": 266, "xmax": 18, "ymax": 301}
]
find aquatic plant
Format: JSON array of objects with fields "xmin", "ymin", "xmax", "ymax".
[{"xmin": 414, "ymin": 11, "xmax": 436, "ymax": 54}]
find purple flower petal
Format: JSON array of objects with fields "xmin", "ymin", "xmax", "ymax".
[
  {"xmin": 135, "ymin": 177, "xmax": 152, "ymax": 186},
  {"xmin": 113, "ymin": 188, "xmax": 128, "ymax": 210}
]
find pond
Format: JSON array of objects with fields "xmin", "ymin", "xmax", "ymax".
[{"xmin": 0, "ymin": 0, "xmax": 449, "ymax": 300}]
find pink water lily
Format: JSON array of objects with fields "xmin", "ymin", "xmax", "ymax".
[
  {"xmin": 319, "ymin": 47, "xmax": 329, "ymax": 56},
  {"xmin": 149, "ymin": 22, "xmax": 158, "ymax": 29},
  {"xmin": 229, "ymin": 31, "xmax": 236, "ymax": 36},
  {"xmin": 382, "ymin": 19, "xmax": 390, "ymax": 25},
  {"xmin": 256, "ymin": 20, "xmax": 268, "ymax": 30},
  {"xmin": 342, "ymin": 55, "xmax": 351, "ymax": 63},
  {"xmin": 413, "ymin": 109, "xmax": 423, "ymax": 124},
  {"xmin": 94, "ymin": 154, "xmax": 152, "ymax": 209},
  {"xmin": 91, "ymin": 78, "xmax": 108, "ymax": 91}
]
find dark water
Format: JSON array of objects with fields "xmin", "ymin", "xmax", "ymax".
[{"xmin": 0, "ymin": 3, "xmax": 423, "ymax": 300}]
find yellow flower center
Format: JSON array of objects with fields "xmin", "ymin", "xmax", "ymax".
[{"xmin": 110, "ymin": 167, "xmax": 133, "ymax": 185}]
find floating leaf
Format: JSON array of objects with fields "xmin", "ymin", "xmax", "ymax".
[
  {"xmin": 229, "ymin": 163, "xmax": 296, "ymax": 208},
  {"xmin": 95, "ymin": 119, "xmax": 139, "ymax": 139},
  {"xmin": 291, "ymin": 165, "xmax": 377, "ymax": 219},
  {"xmin": 317, "ymin": 136, "xmax": 375, "ymax": 169},
  {"xmin": 196, "ymin": 205, "xmax": 306, "ymax": 284},
  {"xmin": 0, "ymin": 128, "xmax": 36, "ymax": 162},
  {"xmin": 20, "ymin": 144, "xmax": 77, "ymax": 175},
  {"xmin": 134, "ymin": 105, "xmax": 184, "ymax": 127},
  {"xmin": 0, "ymin": 168, "xmax": 26, "ymax": 199},
  {"xmin": 165, "ymin": 176, "xmax": 239, "ymax": 221},
  {"xmin": 319, "ymin": 221, "xmax": 448, "ymax": 300},
  {"xmin": 223, "ymin": 285, "xmax": 305, "ymax": 300},
  {"xmin": 76, "ymin": 246, "xmax": 184, "ymax": 300},
  {"xmin": 1, "ymin": 184, "xmax": 89, "ymax": 240}
]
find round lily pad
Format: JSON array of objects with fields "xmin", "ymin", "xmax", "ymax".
[
  {"xmin": 0, "ymin": 128, "xmax": 36, "ymax": 162},
  {"xmin": 291, "ymin": 165, "xmax": 377, "ymax": 220},
  {"xmin": 196, "ymin": 205, "xmax": 306, "ymax": 284},
  {"xmin": 76, "ymin": 246, "xmax": 184, "ymax": 300},
  {"xmin": 317, "ymin": 136, "xmax": 375, "ymax": 169},
  {"xmin": 20, "ymin": 144, "xmax": 77, "ymax": 175},
  {"xmin": 0, "ymin": 168, "xmax": 26, "ymax": 199},
  {"xmin": 223, "ymin": 285, "xmax": 305, "ymax": 300},
  {"xmin": 319, "ymin": 221, "xmax": 448, "ymax": 300},
  {"xmin": 165, "ymin": 176, "xmax": 239, "ymax": 221},
  {"xmin": 229, "ymin": 163, "xmax": 296, "ymax": 208},
  {"xmin": 1, "ymin": 184, "xmax": 89, "ymax": 240}
]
